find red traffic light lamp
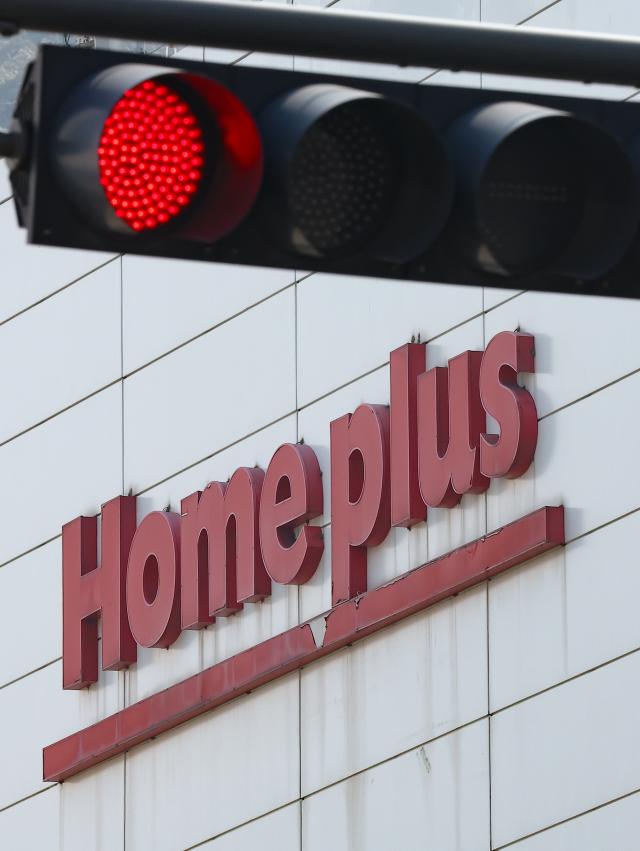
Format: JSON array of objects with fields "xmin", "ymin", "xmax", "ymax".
[{"xmin": 50, "ymin": 64, "xmax": 263, "ymax": 242}]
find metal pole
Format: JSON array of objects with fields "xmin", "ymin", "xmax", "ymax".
[{"xmin": 2, "ymin": 0, "xmax": 640, "ymax": 87}]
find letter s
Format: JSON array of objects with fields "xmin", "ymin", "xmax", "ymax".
[{"xmin": 480, "ymin": 331, "xmax": 538, "ymax": 479}]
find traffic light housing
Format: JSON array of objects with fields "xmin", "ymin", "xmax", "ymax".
[{"xmin": 7, "ymin": 43, "xmax": 640, "ymax": 297}]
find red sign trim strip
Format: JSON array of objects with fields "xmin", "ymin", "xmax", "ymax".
[{"xmin": 44, "ymin": 505, "xmax": 564, "ymax": 782}]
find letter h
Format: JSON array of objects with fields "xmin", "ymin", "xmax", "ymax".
[{"xmin": 62, "ymin": 496, "xmax": 137, "ymax": 689}]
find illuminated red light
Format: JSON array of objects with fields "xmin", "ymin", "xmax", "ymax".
[{"xmin": 98, "ymin": 79, "xmax": 206, "ymax": 233}]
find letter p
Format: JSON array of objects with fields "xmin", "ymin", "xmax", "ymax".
[{"xmin": 330, "ymin": 404, "xmax": 391, "ymax": 605}]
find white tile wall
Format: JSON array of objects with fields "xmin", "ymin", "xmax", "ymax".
[
  {"xmin": 296, "ymin": 273, "xmax": 482, "ymax": 406},
  {"xmin": 138, "ymin": 414, "xmax": 297, "ymax": 517},
  {"xmin": 486, "ymin": 371, "xmax": 640, "ymax": 542},
  {"xmin": 481, "ymin": 1, "xmax": 640, "ymax": 99},
  {"xmin": 293, "ymin": 54, "xmax": 434, "ymax": 84},
  {"xmin": 491, "ymin": 651, "xmax": 640, "ymax": 846},
  {"xmin": 481, "ymin": 0, "xmax": 545, "ymax": 23},
  {"xmin": 0, "ymin": 659, "xmax": 123, "ymax": 811},
  {"xmin": 508, "ymin": 790, "xmax": 640, "ymax": 851},
  {"xmin": 0, "ymin": 260, "xmax": 121, "ymax": 442},
  {"xmin": 205, "ymin": 46, "xmax": 252, "ymax": 65},
  {"xmin": 0, "ymin": 384, "xmax": 122, "ymax": 567},
  {"xmin": 0, "ymin": 788, "xmax": 59, "ymax": 851},
  {"xmin": 237, "ymin": 53, "xmax": 294, "ymax": 70},
  {"xmin": 490, "ymin": 511, "xmax": 640, "ymax": 710},
  {"xmin": 294, "ymin": 0, "xmax": 479, "ymax": 81},
  {"xmin": 301, "ymin": 585, "xmax": 487, "ymax": 793},
  {"xmin": 0, "ymin": 202, "xmax": 115, "ymax": 324},
  {"xmin": 0, "ymin": 760, "xmax": 124, "ymax": 851},
  {"xmin": 529, "ymin": 0, "xmax": 640, "ymax": 36},
  {"xmin": 485, "ymin": 290, "xmax": 640, "ymax": 418},
  {"xmin": 122, "ymin": 256, "xmax": 293, "ymax": 373},
  {"xmin": 123, "ymin": 287, "xmax": 296, "ymax": 492},
  {"xmin": 484, "ymin": 286, "xmax": 522, "ymax": 311},
  {"xmin": 0, "ymin": 540, "xmax": 61, "ymax": 687},
  {"xmin": 198, "ymin": 804, "xmax": 301, "ymax": 851},
  {"xmin": 423, "ymin": 69, "xmax": 482, "ymax": 88},
  {"xmin": 299, "ymin": 0, "xmax": 479, "ymax": 17},
  {"xmin": 480, "ymin": 71, "xmax": 635, "ymax": 101},
  {"xmin": 302, "ymin": 720, "xmax": 490, "ymax": 851},
  {"xmin": 125, "ymin": 674, "xmax": 300, "ymax": 851},
  {"xmin": 60, "ymin": 757, "xmax": 125, "ymax": 851}
]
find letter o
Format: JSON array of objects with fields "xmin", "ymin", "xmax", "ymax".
[{"xmin": 126, "ymin": 511, "xmax": 181, "ymax": 648}]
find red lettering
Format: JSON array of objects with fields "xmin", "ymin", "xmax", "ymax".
[
  {"xmin": 180, "ymin": 489, "xmax": 215, "ymax": 630},
  {"xmin": 480, "ymin": 331, "xmax": 538, "ymax": 478},
  {"xmin": 331, "ymin": 405, "xmax": 391, "ymax": 605},
  {"xmin": 60, "ymin": 331, "xmax": 540, "ymax": 685},
  {"xmin": 180, "ymin": 467, "xmax": 269, "ymax": 627},
  {"xmin": 259, "ymin": 443, "xmax": 324, "ymax": 584},
  {"xmin": 390, "ymin": 343, "xmax": 427, "ymax": 527},
  {"xmin": 126, "ymin": 511, "xmax": 181, "ymax": 648},
  {"xmin": 62, "ymin": 496, "xmax": 137, "ymax": 689},
  {"xmin": 418, "ymin": 349, "xmax": 488, "ymax": 507}
]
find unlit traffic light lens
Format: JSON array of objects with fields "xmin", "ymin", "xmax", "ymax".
[
  {"xmin": 448, "ymin": 101, "xmax": 638, "ymax": 279},
  {"xmin": 479, "ymin": 118, "xmax": 583, "ymax": 273},
  {"xmin": 98, "ymin": 79, "xmax": 206, "ymax": 232},
  {"xmin": 259, "ymin": 84, "xmax": 453, "ymax": 262},
  {"xmin": 288, "ymin": 101, "xmax": 399, "ymax": 256}
]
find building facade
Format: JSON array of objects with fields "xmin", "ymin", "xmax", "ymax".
[{"xmin": 2, "ymin": 1, "xmax": 640, "ymax": 849}]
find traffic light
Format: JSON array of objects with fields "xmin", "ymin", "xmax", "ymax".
[{"xmin": 6, "ymin": 43, "xmax": 640, "ymax": 297}]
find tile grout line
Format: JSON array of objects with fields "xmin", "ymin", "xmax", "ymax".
[
  {"xmin": 0, "ymin": 377, "xmax": 123, "ymax": 450},
  {"xmin": 493, "ymin": 786, "xmax": 640, "ymax": 849},
  {"xmin": 490, "ymin": 642, "xmax": 640, "ymax": 718},
  {"xmin": 135, "ymin": 410, "xmax": 298, "ymax": 503},
  {"xmin": 121, "ymin": 278, "xmax": 297, "ymax": 380},
  {"xmin": 185, "ymin": 715, "xmax": 489, "ymax": 850},
  {"xmin": 296, "ymin": 311, "xmax": 486, "ymax": 413},
  {"xmin": 8, "ymin": 589, "xmax": 640, "ymax": 829},
  {"xmin": 294, "ymin": 270, "xmax": 304, "ymax": 850},
  {"xmin": 482, "ymin": 282, "xmax": 495, "ymax": 849},
  {"xmin": 518, "ymin": 0, "xmax": 564, "ymax": 26},
  {"xmin": 120, "ymin": 254, "xmax": 128, "ymax": 851},
  {"xmin": 0, "ymin": 255, "xmax": 120, "ymax": 329},
  {"xmin": 0, "ymin": 785, "xmax": 57, "ymax": 816},
  {"xmin": 120, "ymin": 361, "xmax": 640, "ymax": 498},
  {"xmin": 0, "ymin": 534, "xmax": 61, "ymax": 572},
  {"xmin": 0, "ymin": 277, "xmax": 297, "ymax": 451},
  {"xmin": 3, "ymin": 283, "xmax": 633, "ymax": 458},
  {"xmin": 183, "ymin": 799, "xmax": 301, "ymax": 850},
  {"xmin": 8, "ymin": 564, "xmax": 640, "ymax": 711},
  {"xmin": 4, "ymin": 437, "xmax": 640, "ymax": 575},
  {"xmin": 537, "ymin": 365, "xmax": 640, "ymax": 421},
  {"xmin": 0, "ymin": 657, "xmax": 60, "ymax": 692},
  {"xmin": 8, "ymin": 641, "xmax": 640, "ymax": 831},
  {"xmin": 120, "ymin": 255, "xmax": 125, "ymax": 498}
]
